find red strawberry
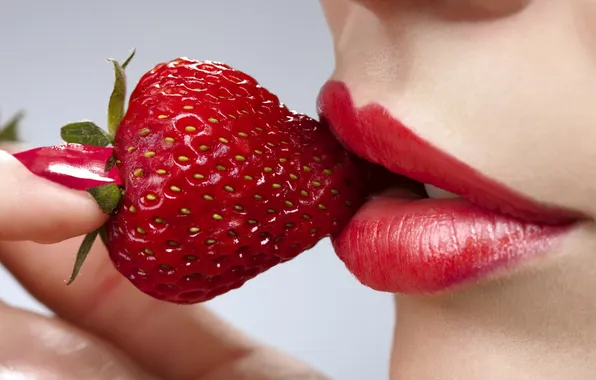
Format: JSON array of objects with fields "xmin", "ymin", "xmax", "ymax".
[{"xmin": 15, "ymin": 52, "xmax": 374, "ymax": 304}]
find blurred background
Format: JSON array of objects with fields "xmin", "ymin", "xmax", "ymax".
[{"xmin": 0, "ymin": 1, "xmax": 394, "ymax": 379}]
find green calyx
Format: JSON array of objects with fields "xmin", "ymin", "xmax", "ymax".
[
  {"xmin": 61, "ymin": 121, "xmax": 114, "ymax": 146},
  {"xmin": 0, "ymin": 111, "xmax": 24, "ymax": 142},
  {"xmin": 107, "ymin": 56, "xmax": 129, "ymax": 136},
  {"xmin": 60, "ymin": 49, "xmax": 135, "ymax": 149},
  {"xmin": 64, "ymin": 49, "xmax": 136, "ymax": 286},
  {"xmin": 87, "ymin": 184, "xmax": 123, "ymax": 214}
]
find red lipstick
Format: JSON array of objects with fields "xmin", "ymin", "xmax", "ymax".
[{"xmin": 318, "ymin": 81, "xmax": 578, "ymax": 294}]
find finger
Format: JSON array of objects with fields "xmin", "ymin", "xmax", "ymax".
[
  {"xmin": 0, "ymin": 302, "xmax": 149, "ymax": 379},
  {"xmin": 0, "ymin": 143, "xmax": 24, "ymax": 154},
  {"xmin": 0, "ymin": 150, "xmax": 106, "ymax": 243},
  {"xmin": 0, "ymin": 238, "xmax": 258, "ymax": 380}
]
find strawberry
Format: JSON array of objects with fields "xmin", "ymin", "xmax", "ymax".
[{"xmin": 15, "ymin": 51, "xmax": 373, "ymax": 304}]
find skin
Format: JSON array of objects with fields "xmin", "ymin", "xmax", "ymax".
[
  {"xmin": 1, "ymin": 0, "xmax": 594, "ymax": 378},
  {"xmin": 320, "ymin": 0, "xmax": 596, "ymax": 379}
]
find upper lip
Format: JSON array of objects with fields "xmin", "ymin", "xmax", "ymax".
[{"xmin": 317, "ymin": 80, "xmax": 583, "ymax": 225}]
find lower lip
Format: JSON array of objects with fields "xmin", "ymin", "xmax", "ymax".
[
  {"xmin": 318, "ymin": 81, "xmax": 577, "ymax": 293},
  {"xmin": 334, "ymin": 188, "xmax": 572, "ymax": 293}
]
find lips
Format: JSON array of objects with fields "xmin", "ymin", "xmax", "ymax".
[{"xmin": 318, "ymin": 80, "xmax": 580, "ymax": 294}]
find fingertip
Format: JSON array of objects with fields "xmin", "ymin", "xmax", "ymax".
[
  {"xmin": 25, "ymin": 176, "xmax": 108, "ymax": 244},
  {"xmin": 0, "ymin": 143, "xmax": 28, "ymax": 154},
  {"xmin": 29, "ymin": 194, "xmax": 108, "ymax": 244},
  {"xmin": 0, "ymin": 151, "xmax": 108, "ymax": 243}
]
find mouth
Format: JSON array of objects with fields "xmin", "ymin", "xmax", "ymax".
[{"xmin": 317, "ymin": 80, "xmax": 582, "ymax": 294}]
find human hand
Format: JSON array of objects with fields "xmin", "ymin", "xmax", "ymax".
[{"xmin": 0, "ymin": 146, "xmax": 326, "ymax": 380}]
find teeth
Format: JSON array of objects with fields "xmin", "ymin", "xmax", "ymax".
[{"xmin": 424, "ymin": 184, "xmax": 459, "ymax": 199}]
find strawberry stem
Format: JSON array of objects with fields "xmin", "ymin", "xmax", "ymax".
[{"xmin": 0, "ymin": 111, "xmax": 24, "ymax": 142}]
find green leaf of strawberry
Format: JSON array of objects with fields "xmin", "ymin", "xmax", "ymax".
[
  {"xmin": 59, "ymin": 50, "xmax": 135, "ymax": 285},
  {"xmin": 120, "ymin": 49, "xmax": 135, "ymax": 70},
  {"xmin": 0, "ymin": 111, "xmax": 24, "ymax": 142},
  {"xmin": 86, "ymin": 184, "xmax": 122, "ymax": 214},
  {"xmin": 104, "ymin": 155, "xmax": 117, "ymax": 172},
  {"xmin": 107, "ymin": 49, "xmax": 135, "ymax": 136},
  {"xmin": 67, "ymin": 228, "xmax": 99, "ymax": 285},
  {"xmin": 61, "ymin": 121, "xmax": 114, "ymax": 147}
]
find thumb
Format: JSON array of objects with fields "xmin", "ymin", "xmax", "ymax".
[{"xmin": 0, "ymin": 149, "xmax": 107, "ymax": 243}]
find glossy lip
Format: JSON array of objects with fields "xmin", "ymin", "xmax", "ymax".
[{"xmin": 317, "ymin": 80, "xmax": 581, "ymax": 294}]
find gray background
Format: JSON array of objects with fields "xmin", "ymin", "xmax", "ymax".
[{"xmin": 0, "ymin": 1, "xmax": 394, "ymax": 379}]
